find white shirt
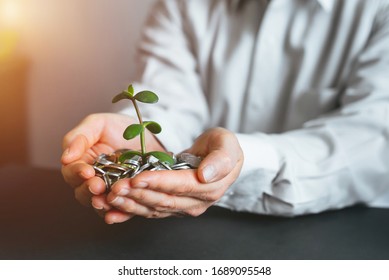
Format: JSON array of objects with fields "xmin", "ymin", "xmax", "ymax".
[{"xmin": 119, "ymin": 0, "xmax": 389, "ymax": 216}]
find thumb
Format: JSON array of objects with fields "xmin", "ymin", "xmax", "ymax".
[
  {"xmin": 197, "ymin": 149, "xmax": 236, "ymax": 183},
  {"xmin": 61, "ymin": 134, "xmax": 91, "ymax": 164},
  {"xmin": 61, "ymin": 114, "xmax": 104, "ymax": 164},
  {"xmin": 191, "ymin": 128, "xmax": 242, "ymax": 184}
]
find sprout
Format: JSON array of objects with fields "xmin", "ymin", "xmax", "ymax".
[{"xmin": 112, "ymin": 84, "xmax": 174, "ymax": 165}]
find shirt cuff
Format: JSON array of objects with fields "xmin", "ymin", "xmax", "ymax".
[{"xmin": 235, "ymin": 133, "xmax": 282, "ymax": 177}]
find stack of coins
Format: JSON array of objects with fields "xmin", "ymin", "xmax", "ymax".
[{"xmin": 92, "ymin": 150, "xmax": 202, "ymax": 192}]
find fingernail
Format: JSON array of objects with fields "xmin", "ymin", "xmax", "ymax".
[
  {"xmin": 134, "ymin": 182, "xmax": 148, "ymax": 188},
  {"xmin": 91, "ymin": 201, "xmax": 103, "ymax": 210},
  {"xmin": 203, "ymin": 165, "xmax": 216, "ymax": 183},
  {"xmin": 109, "ymin": 196, "xmax": 124, "ymax": 205},
  {"xmin": 117, "ymin": 188, "xmax": 129, "ymax": 196},
  {"xmin": 89, "ymin": 185, "xmax": 99, "ymax": 195}
]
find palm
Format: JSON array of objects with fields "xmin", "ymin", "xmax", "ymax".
[
  {"xmin": 78, "ymin": 113, "xmax": 162, "ymax": 165},
  {"xmin": 80, "ymin": 114, "xmax": 141, "ymax": 164}
]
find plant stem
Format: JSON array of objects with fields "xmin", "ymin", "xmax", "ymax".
[{"xmin": 131, "ymin": 99, "xmax": 146, "ymax": 156}]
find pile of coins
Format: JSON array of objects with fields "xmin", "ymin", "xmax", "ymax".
[{"xmin": 92, "ymin": 150, "xmax": 202, "ymax": 192}]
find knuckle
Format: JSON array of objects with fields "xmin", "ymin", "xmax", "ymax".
[
  {"xmin": 84, "ymin": 113, "xmax": 99, "ymax": 122},
  {"xmin": 206, "ymin": 192, "xmax": 219, "ymax": 201},
  {"xmin": 123, "ymin": 200, "xmax": 136, "ymax": 213},
  {"xmin": 185, "ymin": 207, "xmax": 206, "ymax": 217},
  {"xmin": 147, "ymin": 210, "xmax": 162, "ymax": 219},
  {"xmin": 214, "ymin": 188, "xmax": 226, "ymax": 200},
  {"xmin": 129, "ymin": 188, "xmax": 146, "ymax": 201},
  {"xmin": 217, "ymin": 150, "xmax": 233, "ymax": 169},
  {"xmin": 181, "ymin": 180, "xmax": 196, "ymax": 195},
  {"xmin": 62, "ymin": 133, "xmax": 71, "ymax": 148},
  {"xmin": 157, "ymin": 197, "xmax": 177, "ymax": 210},
  {"xmin": 223, "ymin": 152, "xmax": 233, "ymax": 166},
  {"xmin": 200, "ymin": 191, "xmax": 220, "ymax": 202},
  {"xmin": 135, "ymin": 189, "xmax": 147, "ymax": 201}
]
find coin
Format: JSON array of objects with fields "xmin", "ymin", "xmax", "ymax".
[
  {"xmin": 92, "ymin": 149, "xmax": 202, "ymax": 192},
  {"xmin": 176, "ymin": 153, "xmax": 202, "ymax": 168}
]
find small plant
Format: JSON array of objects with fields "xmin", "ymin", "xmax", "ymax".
[{"xmin": 112, "ymin": 84, "xmax": 174, "ymax": 165}]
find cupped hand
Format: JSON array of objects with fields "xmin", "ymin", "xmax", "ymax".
[
  {"xmin": 105, "ymin": 127, "xmax": 243, "ymax": 222},
  {"xmin": 61, "ymin": 113, "xmax": 165, "ymax": 223}
]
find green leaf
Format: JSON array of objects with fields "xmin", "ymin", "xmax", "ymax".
[
  {"xmin": 119, "ymin": 150, "xmax": 142, "ymax": 163},
  {"xmin": 134, "ymin": 91, "xmax": 159, "ymax": 104},
  {"xmin": 112, "ymin": 91, "xmax": 132, "ymax": 103},
  {"xmin": 123, "ymin": 124, "xmax": 144, "ymax": 140},
  {"xmin": 127, "ymin": 84, "xmax": 134, "ymax": 95},
  {"xmin": 146, "ymin": 151, "xmax": 175, "ymax": 165},
  {"xmin": 143, "ymin": 121, "xmax": 162, "ymax": 134}
]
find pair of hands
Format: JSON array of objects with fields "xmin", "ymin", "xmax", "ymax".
[{"xmin": 61, "ymin": 113, "xmax": 243, "ymax": 224}]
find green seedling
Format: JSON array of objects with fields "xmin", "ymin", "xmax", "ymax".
[{"xmin": 112, "ymin": 84, "xmax": 174, "ymax": 165}]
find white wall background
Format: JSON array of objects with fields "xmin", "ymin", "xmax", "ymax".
[{"xmin": 19, "ymin": 0, "xmax": 156, "ymax": 168}]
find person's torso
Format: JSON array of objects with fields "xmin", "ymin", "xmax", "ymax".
[{"xmin": 184, "ymin": 0, "xmax": 382, "ymax": 133}]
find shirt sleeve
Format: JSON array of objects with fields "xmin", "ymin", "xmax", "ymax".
[{"xmin": 216, "ymin": 5, "xmax": 389, "ymax": 216}]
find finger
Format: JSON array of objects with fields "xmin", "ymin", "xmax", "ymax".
[
  {"xmin": 195, "ymin": 130, "xmax": 241, "ymax": 183},
  {"xmin": 74, "ymin": 180, "xmax": 93, "ymax": 207},
  {"xmin": 61, "ymin": 161, "xmax": 95, "ymax": 188},
  {"xmin": 61, "ymin": 115, "xmax": 105, "ymax": 164},
  {"xmin": 61, "ymin": 134, "xmax": 91, "ymax": 164},
  {"xmin": 129, "ymin": 170, "xmax": 211, "ymax": 197},
  {"xmin": 197, "ymin": 149, "xmax": 234, "ymax": 183},
  {"xmin": 109, "ymin": 186, "xmax": 209, "ymax": 217},
  {"xmin": 108, "ymin": 180, "xmax": 160, "ymax": 215},
  {"xmin": 74, "ymin": 177, "xmax": 106, "ymax": 207},
  {"xmin": 107, "ymin": 193, "xmax": 173, "ymax": 218},
  {"xmin": 91, "ymin": 194, "xmax": 112, "ymax": 211},
  {"xmin": 62, "ymin": 115, "xmax": 104, "ymax": 149},
  {"xmin": 129, "ymin": 166, "xmax": 241, "ymax": 202},
  {"xmin": 87, "ymin": 176, "xmax": 107, "ymax": 196},
  {"xmin": 104, "ymin": 209, "xmax": 134, "ymax": 224}
]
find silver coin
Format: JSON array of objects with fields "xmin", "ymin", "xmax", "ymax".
[
  {"xmin": 123, "ymin": 159, "xmax": 141, "ymax": 168},
  {"xmin": 150, "ymin": 165, "xmax": 165, "ymax": 171},
  {"xmin": 105, "ymin": 171, "xmax": 121, "ymax": 178},
  {"xmin": 121, "ymin": 168, "xmax": 135, "ymax": 178},
  {"xmin": 95, "ymin": 154, "xmax": 115, "ymax": 166},
  {"xmin": 176, "ymin": 153, "xmax": 202, "ymax": 168},
  {"xmin": 171, "ymin": 162, "xmax": 191, "ymax": 169},
  {"xmin": 138, "ymin": 162, "xmax": 151, "ymax": 173},
  {"xmin": 92, "ymin": 150, "xmax": 200, "ymax": 192},
  {"xmin": 159, "ymin": 161, "xmax": 172, "ymax": 170},
  {"xmin": 102, "ymin": 173, "xmax": 111, "ymax": 191},
  {"xmin": 108, "ymin": 164, "xmax": 128, "ymax": 173},
  {"xmin": 93, "ymin": 165, "xmax": 106, "ymax": 175},
  {"xmin": 147, "ymin": 155, "xmax": 159, "ymax": 164}
]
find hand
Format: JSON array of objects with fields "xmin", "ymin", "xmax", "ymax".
[
  {"xmin": 61, "ymin": 113, "xmax": 165, "ymax": 223},
  {"xmin": 105, "ymin": 127, "xmax": 243, "ymax": 221}
]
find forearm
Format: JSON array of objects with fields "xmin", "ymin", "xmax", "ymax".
[{"xmin": 217, "ymin": 103, "xmax": 389, "ymax": 216}]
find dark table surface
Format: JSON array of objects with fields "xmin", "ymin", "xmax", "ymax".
[{"xmin": 0, "ymin": 165, "xmax": 388, "ymax": 260}]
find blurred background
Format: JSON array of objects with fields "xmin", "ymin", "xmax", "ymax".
[{"xmin": 0, "ymin": 0, "xmax": 155, "ymax": 169}]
